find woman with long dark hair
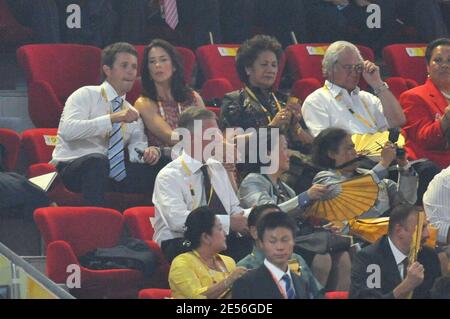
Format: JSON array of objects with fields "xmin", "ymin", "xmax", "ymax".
[{"xmin": 134, "ymin": 39, "xmax": 205, "ymax": 148}]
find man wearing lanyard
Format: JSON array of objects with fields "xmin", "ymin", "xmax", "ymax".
[
  {"xmin": 152, "ymin": 107, "xmax": 250, "ymax": 263},
  {"xmin": 302, "ymin": 40, "xmax": 440, "ymax": 205},
  {"xmin": 51, "ymin": 42, "xmax": 163, "ymax": 207},
  {"xmin": 232, "ymin": 211, "xmax": 321, "ymax": 299}
]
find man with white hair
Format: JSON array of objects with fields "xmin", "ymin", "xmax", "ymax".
[
  {"xmin": 302, "ymin": 41, "xmax": 440, "ymax": 205},
  {"xmin": 302, "ymin": 40, "xmax": 405, "ymax": 137}
]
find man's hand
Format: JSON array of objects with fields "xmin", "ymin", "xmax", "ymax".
[
  {"xmin": 306, "ymin": 184, "xmax": 330, "ymax": 200},
  {"xmin": 403, "ymin": 261, "xmax": 425, "ymax": 290},
  {"xmin": 230, "ymin": 211, "xmax": 249, "ymax": 235},
  {"xmin": 142, "ymin": 146, "xmax": 161, "ymax": 166},
  {"xmin": 361, "ymin": 60, "xmax": 384, "ymax": 89},
  {"xmin": 111, "ymin": 107, "xmax": 139, "ymax": 124}
]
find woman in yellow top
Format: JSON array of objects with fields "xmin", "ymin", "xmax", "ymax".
[{"xmin": 169, "ymin": 206, "xmax": 247, "ymax": 299}]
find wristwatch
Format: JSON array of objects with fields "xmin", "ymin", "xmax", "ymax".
[{"xmin": 373, "ymin": 82, "xmax": 389, "ymax": 96}]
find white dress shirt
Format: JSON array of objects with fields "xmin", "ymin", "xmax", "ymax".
[
  {"xmin": 388, "ymin": 237, "xmax": 408, "ymax": 279},
  {"xmin": 302, "ymin": 80, "xmax": 389, "ymax": 137},
  {"xmin": 423, "ymin": 166, "xmax": 450, "ymax": 244},
  {"xmin": 152, "ymin": 151, "xmax": 248, "ymax": 245},
  {"xmin": 263, "ymin": 258, "xmax": 294, "ymax": 298},
  {"xmin": 51, "ymin": 81, "xmax": 147, "ymax": 164}
]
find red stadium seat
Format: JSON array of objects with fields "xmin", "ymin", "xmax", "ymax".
[
  {"xmin": 123, "ymin": 206, "xmax": 170, "ymax": 287},
  {"xmin": 16, "ymin": 44, "xmax": 102, "ymax": 128},
  {"xmin": 21, "ymin": 128, "xmax": 153, "ymax": 210},
  {"xmin": 0, "ymin": 128, "xmax": 21, "ymax": 171},
  {"xmin": 382, "ymin": 43, "xmax": 428, "ymax": 85},
  {"xmin": 325, "ymin": 291, "xmax": 349, "ymax": 299},
  {"xmin": 285, "ymin": 43, "xmax": 375, "ymax": 100},
  {"xmin": 127, "ymin": 45, "xmax": 196, "ymax": 105},
  {"xmin": 196, "ymin": 44, "xmax": 286, "ymax": 102},
  {"xmin": 34, "ymin": 206, "xmax": 165, "ymax": 298},
  {"xmin": 139, "ymin": 288, "xmax": 172, "ymax": 299},
  {"xmin": 385, "ymin": 77, "xmax": 419, "ymax": 99}
]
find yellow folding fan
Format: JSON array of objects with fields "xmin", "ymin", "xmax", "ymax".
[
  {"xmin": 352, "ymin": 131, "xmax": 405, "ymax": 157},
  {"xmin": 306, "ymin": 174, "xmax": 379, "ymax": 222}
]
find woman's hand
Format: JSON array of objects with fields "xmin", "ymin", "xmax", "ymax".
[
  {"xmin": 269, "ymin": 109, "xmax": 292, "ymax": 128},
  {"xmin": 380, "ymin": 141, "xmax": 396, "ymax": 168},
  {"xmin": 227, "ymin": 267, "xmax": 248, "ymax": 287}
]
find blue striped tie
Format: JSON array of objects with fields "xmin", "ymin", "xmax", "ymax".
[
  {"xmin": 282, "ymin": 274, "xmax": 296, "ymax": 299},
  {"xmin": 108, "ymin": 96, "xmax": 126, "ymax": 182}
]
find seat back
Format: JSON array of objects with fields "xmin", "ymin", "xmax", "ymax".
[
  {"xmin": 17, "ymin": 44, "xmax": 102, "ymax": 100},
  {"xmin": 17, "ymin": 44, "xmax": 102, "ymax": 127},
  {"xmin": 34, "ymin": 207, "xmax": 124, "ymax": 256},
  {"xmin": 196, "ymin": 44, "xmax": 286, "ymax": 91},
  {"xmin": 22, "ymin": 128, "xmax": 58, "ymax": 164},
  {"xmin": 285, "ymin": 43, "xmax": 375, "ymax": 90},
  {"xmin": 0, "ymin": 128, "xmax": 21, "ymax": 171},
  {"xmin": 382, "ymin": 43, "xmax": 428, "ymax": 85},
  {"xmin": 123, "ymin": 206, "xmax": 156, "ymax": 240}
]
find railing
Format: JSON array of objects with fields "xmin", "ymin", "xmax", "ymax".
[{"xmin": 0, "ymin": 242, "xmax": 74, "ymax": 299}]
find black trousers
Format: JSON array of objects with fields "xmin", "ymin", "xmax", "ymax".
[
  {"xmin": 57, "ymin": 153, "xmax": 166, "ymax": 207},
  {"xmin": 0, "ymin": 172, "xmax": 50, "ymax": 219}
]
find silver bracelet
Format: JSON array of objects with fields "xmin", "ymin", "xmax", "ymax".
[{"xmin": 373, "ymin": 82, "xmax": 389, "ymax": 96}]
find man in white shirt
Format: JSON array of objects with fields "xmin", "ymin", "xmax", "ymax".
[
  {"xmin": 52, "ymin": 42, "xmax": 163, "ymax": 207},
  {"xmin": 350, "ymin": 204, "xmax": 441, "ymax": 299},
  {"xmin": 152, "ymin": 107, "xmax": 250, "ymax": 262},
  {"xmin": 302, "ymin": 40, "xmax": 440, "ymax": 205},
  {"xmin": 423, "ymin": 166, "xmax": 450, "ymax": 245},
  {"xmin": 302, "ymin": 40, "xmax": 405, "ymax": 137}
]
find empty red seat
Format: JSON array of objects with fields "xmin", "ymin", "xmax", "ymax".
[
  {"xmin": 17, "ymin": 44, "xmax": 102, "ymax": 127},
  {"xmin": 34, "ymin": 206, "xmax": 164, "ymax": 298},
  {"xmin": 382, "ymin": 43, "xmax": 428, "ymax": 85}
]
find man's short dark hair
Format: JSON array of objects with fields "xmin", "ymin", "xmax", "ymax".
[
  {"xmin": 236, "ymin": 34, "xmax": 283, "ymax": 85},
  {"xmin": 101, "ymin": 42, "xmax": 138, "ymax": 79},
  {"xmin": 177, "ymin": 107, "xmax": 216, "ymax": 131},
  {"xmin": 248, "ymin": 204, "xmax": 281, "ymax": 228},
  {"xmin": 311, "ymin": 127, "xmax": 349, "ymax": 169},
  {"xmin": 388, "ymin": 204, "xmax": 420, "ymax": 235},
  {"xmin": 425, "ymin": 38, "xmax": 450, "ymax": 64},
  {"xmin": 257, "ymin": 211, "xmax": 296, "ymax": 241}
]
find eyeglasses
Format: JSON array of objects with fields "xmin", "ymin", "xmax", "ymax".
[
  {"xmin": 336, "ymin": 62, "xmax": 364, "ymax": 73},
  {"xmin": 432, "ymin": 58, "xmax": 450, "ymax": 67}
]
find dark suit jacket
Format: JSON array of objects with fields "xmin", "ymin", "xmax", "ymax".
[
  {"xmin": 400, "ymin": 78, "xmax": 450, "ymax": 168},
  {"xmin": 350, "ymin": 235, "xmax": 441, "ymax": 299},
  {"xmin": 232, "ymin": 264, "xmax": 321, "ymax": 299}
]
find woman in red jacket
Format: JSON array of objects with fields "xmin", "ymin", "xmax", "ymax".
[{"xmin": 400, "ymin": 38, "xmax": 450, "ymax": 168}]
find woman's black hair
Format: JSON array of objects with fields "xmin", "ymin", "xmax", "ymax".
[
  {"xmin": 236, "ymin": 34, "xmax": 283, "ymax": 85},
  {"xmin": 425, "ymin": 38, "xmax": 450, "ymax": 64},
  {"xmin": 184, "ymin": 206, "xmax": 217, "ymax": 250},
  {"xmin": 141, "ymin": 38, "xmax": 193, "ymax": 103},
  {"xmin": 311, "ymin": 127, "xmax": 349, "ymax": 169}
]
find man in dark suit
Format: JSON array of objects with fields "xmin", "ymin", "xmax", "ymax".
[
  {"xmin": 232, "ymin": 211, "xmax": 323, "ymax": 299},
  {"xmin": 350, "ymin": 204, "xmax": 441, "ymax": 299}
]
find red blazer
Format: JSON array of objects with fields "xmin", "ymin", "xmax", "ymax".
[{"xmin": 400, "ymin": 79, "xmax": 450, "ymax": 168}]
